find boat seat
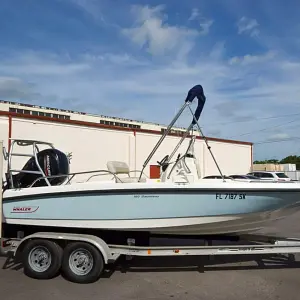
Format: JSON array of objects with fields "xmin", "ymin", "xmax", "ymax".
[
  {"xmin": 107, "ymin": 161, "xmax": 146, "ymax": 183},
  {"xmin": 117, "ymin": 177, "xmax": 146, "ymax": 183}
]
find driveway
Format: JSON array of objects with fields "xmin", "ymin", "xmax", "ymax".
[{"xmin": 1, "ymin": 211, "xmax": 300, "ymax": 300}]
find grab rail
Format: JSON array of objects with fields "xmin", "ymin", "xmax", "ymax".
[{"xmin": 29, "ymin": 170, "xmax": 120, "ymax": 187}]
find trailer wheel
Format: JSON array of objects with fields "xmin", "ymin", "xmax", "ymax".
[
  {"xmin": 22, "ymin": 239, "xmax": 63, "ymax": 280},
  {"xmin": 61, "ymin": 242, "xmax": 104, "ymax": 284}
]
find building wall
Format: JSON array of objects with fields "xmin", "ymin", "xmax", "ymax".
[
  {"xmin": 203, "ymin": 141, "xmax": 252, "ymax": 176},
  {"xmin": 0, "ymin": 114, "xmax": 253, "ymax": 182}
]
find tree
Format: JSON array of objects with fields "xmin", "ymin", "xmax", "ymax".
[
  {"xmin": 253, "ymin": 159, "xmax": 280, "ymax": 164},
  {"xmin": 254, "ymin": 156, "xmax": 300, "ymax": 170},
  {"xmin": 280, "ymin": 155, "xmax": 300, "ymax": 169}
]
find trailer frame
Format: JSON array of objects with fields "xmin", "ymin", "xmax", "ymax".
[{"xmin": 2, "ymin": 230, "xmax": 300, "ymax": 283}]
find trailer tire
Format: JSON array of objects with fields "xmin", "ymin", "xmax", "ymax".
[
  {"xmin": 22, "ymin": 239, "xmax": 63, "ymax": 280},
  {"xmin": 61, "ymin": 242, "xmax": 104, "ymax": 284}
]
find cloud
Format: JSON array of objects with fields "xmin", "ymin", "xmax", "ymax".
[
  {"xmin": 199, "ymin": 19, "xmax": 214, "ymax": 35},
  {"xmin": 188, "ymin": 8, "xmax": 200, "ymax": 21},
  {"xmin": 205, "ymin": 128, "xmax": 222, "ymax": 137},
  {"xmin": 209, "ymin": 41, "xmax": 226, "ymax": 60},
  {"xmin": 68, "ymin": 0, "xmax": 101, "ymax": 18},
  {"xmin": 188, "ymin": 8, "xmax": 214, "ymax": 35},
  {"xmin": 121, "ymin": 5, "xmax": 207, "ymax": 57},
  {"xmin": 237, "ymin": 16, "xmax": 259, "ymax": 37},
  {"xmin": 67, "ymin": 0, "xmax": 116, "ymax": 28},
  {"xmin": 0, "ymin": 49, "xmax": 218, "ymax": 126},
  {"xmin": 1, "ymin": 46, "xmax": 299, "ymax": 129},
  {"xmin": 228, "ymin": 50, "xmax": 277, "ymax": 65},
  {"xmin": 213, "ymin": 100, "xmax": 255, "ymax": 127},
  {"xmin": 0, "ymin": 51, "xmax": 90, "ymax": 76},
  {"xmin": 0, "ymin": 77, "xmax": 40, "ymax": 100},
  {"xmin": 81, "ymin": 52, "xmax": 148, "ymax": 66},
  {"xmin": 266, "ymin": 133, "xmax": 291, "ymax": 142}
]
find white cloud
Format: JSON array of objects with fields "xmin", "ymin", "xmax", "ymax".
[
  {"xmin": 188, "ymin": 8, "xmax": 200, "ymax": 21},
  {"xmin": 121, "ymin": 5, "xmax": 202, "ymax": 57},
  {"xmin": 228, "ymin": 50, "xmax": 277, "ymax": 65},
  {"xmin": 188, "ymin": 8, "xmax": 214, "ymax": 35},
  {"xmin": 266, "ymin": 133, "xmax": 291, "ymax": 141},
  {"xmin": 237, "ymin": 16, "xmax": 259, "ymax": 37},
  {"xmin": 209, "ymin": 41, "xmax": 226, "ymax": 60},
  {"xmin": 1, "ymin": 48, "xmax": 299, "ymax": 125},
  {"xmin": 81, "ymin": 52, "xmax": 148, "ymax": 66},
  {"xmin": 199, "ymin": 19, "xmax": 214, "ymax": 35},
  {"xmin": 1, "ymin": 51, "xmax": 90, "ymax": 76},
  {"xmin": 0, "ymin": 76, "xmax": 40, "ymax": 100},
  {"xmin": 67, "ymin": 0, "xmax": 115, "ymax": 28}
]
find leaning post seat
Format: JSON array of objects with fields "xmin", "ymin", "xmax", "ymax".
[{"xmin": 106, "ymin": 161, "xmax": 146, "ymax": 183}]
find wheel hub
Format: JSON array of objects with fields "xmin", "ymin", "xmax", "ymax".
[
  {"xmin": 28, "ymin": 246, "xmax": 52, "ymax": 272},
  {"xmin": 69, "ymin": 249, "xmax": 93, "ymax": 276}
]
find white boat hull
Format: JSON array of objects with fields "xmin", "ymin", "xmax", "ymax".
[{"xmin": 3, "ymin": 180, "xmax": 300, "ymax": 236}]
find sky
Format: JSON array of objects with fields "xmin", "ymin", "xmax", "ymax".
[{"xmin": 0, "ymin": 0, "xmax": 300, "ymax": 161}]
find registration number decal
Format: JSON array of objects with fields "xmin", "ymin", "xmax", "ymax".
[{"xmin": 215, "ymin": 193, "xmax": 246, "ymax": 199}]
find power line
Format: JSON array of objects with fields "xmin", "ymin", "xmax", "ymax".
[
  {"xmin": 225, "ymin": 118, "xmax": 300, "ymax": 139},
  {"xmin": 204, "ymin": 112, "xmax": 300, "ymax": 126},
  {"xmin": 254, "ymin": 137, "xmax": 300, "ymax": 145}
]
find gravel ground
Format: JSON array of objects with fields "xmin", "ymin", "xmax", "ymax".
[{"xmin": 1, "ymin": 211, "xmax": 300, "ymax": 300}]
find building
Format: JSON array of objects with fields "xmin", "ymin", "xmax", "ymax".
[{"xmin": 0, "ymin": 100, "xmax": 253, "ymax": 180}]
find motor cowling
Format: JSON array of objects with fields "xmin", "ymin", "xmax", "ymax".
[{"xmin": 9, "ymin": 148, "xmax": 70, "ymax": 189}]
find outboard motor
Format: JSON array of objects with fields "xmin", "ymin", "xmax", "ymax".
[{"xmin": 6, "ymin": 148, "xmax": 70, "ymax": 189}]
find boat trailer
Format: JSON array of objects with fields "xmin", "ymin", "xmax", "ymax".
[{"xmin": 2, "ymin": 228, "xmax": 300, "ymax": 284}]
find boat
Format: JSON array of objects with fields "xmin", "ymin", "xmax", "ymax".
[{"xmin": 2, "ymin": 85, "xmax": 300, "ymax": 240}]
